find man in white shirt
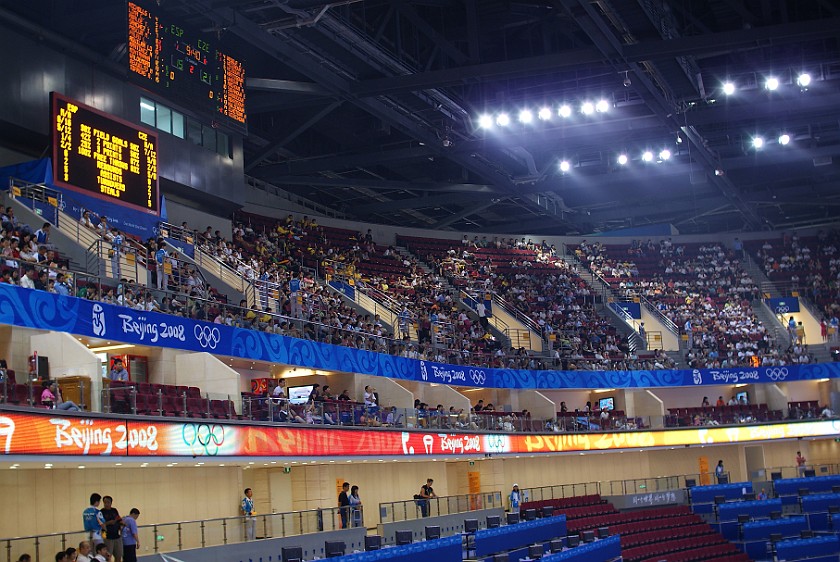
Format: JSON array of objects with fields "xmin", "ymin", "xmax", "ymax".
[
  {"xmin": 93, "ymin": 543, "xmax": 110, "ymax": 562},
  {"xmin": 76, "ymin": 541, "xmax": 93, "ymax": 562},
  {"xmin": 19, "ymin": 267, "xmax": 37, "ymax": 289}
]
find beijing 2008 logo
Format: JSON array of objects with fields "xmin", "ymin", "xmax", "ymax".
[
  {"xmin": 92, "ymin": 304, "xmax": 106, "ymax": 337},
  {"xmin": 194, "ymin": 325, "xmax": 221, "ymax": 349},
  {"xmin": 181, "ymin": 423, "xmax": 225, "ymax": 456}
]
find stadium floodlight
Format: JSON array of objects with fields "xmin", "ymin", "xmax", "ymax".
[
  {"xmin": 659, "ymin": 149, "xmax": 671, "ymax": 161},
  {"xmin": 752, "ymin": 136, "xmax": 765, "ymax": 149},
  {"xmin": 518, "ymin": 109, "xmax": 533, "ymax": 124},
  {"xmin": 642, "ymin": 151, "xmax": 654, "ymax": 162},
  {"xmin": 477, "ymin": 114, "xmax": 493, "ymax": 129},
  {"xmin": 558, "ymin": 105, "xmax": 572, "ymax": 118},
  {"xmin": 617, "ymin": 154, "xmax": 628, "ymax": 166},
  {"xmin": 559, "ymin": 160, "xmax": 571, "ymax": 173},
  {"xmin": 797, "ymin": 73, "xmax": 811, "ymax": 88},
  {"xmin": 765, "ymin": 77, "xmax": 779, "ymax": 91},
  {"xmin": 722, "ymin": 82, "xmax": 736, "ymax": 95},
  {"xmin": 495, "ymin": 113, "xmax": 510, "ymax": 127},
  {"xmin": 581, "ymin": 102, "xmax": 595, "ymax": 115},
  {"xmin": 595, "ymin": 99, "xmax": 610, "ymax": 113},
  {"xmin": 538, "ymin": 107, "xmax": 552, "ymax": 121},
  {"xmin": 778, "ymin": 134, "xmax": 790, "ymax": 146}
]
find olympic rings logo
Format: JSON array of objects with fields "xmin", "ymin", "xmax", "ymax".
[
  {"xmin": 766, "ymin": 367, "xmax": 789, "ymax": 381},
  {"xmin": 469, "ymin": 369, "xmax": 487, "ymax": 385},
  {"xmin": 194, "ymin": 325, "xmax": 221, "ymax": 349},
  {"xmin": 181, "ymin": 423, "xmax": 225, "ymax": 456},
  {"xmin": 776, "ymin": 306, "xmax": 790, "ymax": 313}
]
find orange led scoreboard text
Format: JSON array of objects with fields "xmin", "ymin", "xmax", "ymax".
[
  {"xmin": 128, "ymin": 1, "xmax": 246, "ymax": 126},
  {"xmin": 51, "ymin": 93, "xmax": 159, "ymax": 215}
]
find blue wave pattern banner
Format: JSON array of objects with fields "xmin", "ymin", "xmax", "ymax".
[{"xmin": 1, "ymin": 283, "xmax": 839, "ymax": 389}]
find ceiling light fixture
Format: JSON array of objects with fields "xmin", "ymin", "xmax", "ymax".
[{"xmin": 765, "ymin": 77, "xmax": 779, "ymax": 91}]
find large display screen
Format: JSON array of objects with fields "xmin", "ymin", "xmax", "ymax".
[
  {"xmin": 128, "ymin": 1, "xmax": 246, "ymax": 127},
  {"xmin": 0, "ymin": 409, "xmax": 837, "ymax": 458},
  {"xmin": 51, "ymin": 93, "xmax": 159, "ymax": 215}
]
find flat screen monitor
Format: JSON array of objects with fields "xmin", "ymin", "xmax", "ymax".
[
  {"xmin": 598, "ymin": 397, "xmax": 614, "ymax": 411},
  {"xmin": 567, "ymin": 535, "xmax": 580, "ymax": 547},
  {"xmin": 486, "ymin": 515, "xmax": 501, "ymax": 529},
  {"xmin": 550, "ymin": 539, "xmax": 564, "ymax": 553},
  {"xmin": 464, "ymin": 518, "xmax": 479, "ymax": 533},
  {"xmin": 718, "ymin": 474, "xmax": 730, "ymax": 484},
  {"xmin": 804, "ymin": 469, "xmax": 816, "ymax": 478},
  {"xmin": 714, "ymin": 495, "xmax": 727, "ymax": 505},
  {"xmin": 528, "ymin": 544, "xmax": 543, "ymax": 559},
  {"xmin": 395, "ymin": 530, "xmax": 413, "ymax": 546},
  {"xmin": 799, "ymin": 488, "xmax": 811, "ymax": 496},
  {"xmin": 771, "ymin": 472, "xmax": 783, "ymax": 481},
  {"xmin": 324, "ymin": 541, "xmax": 345, "ymax": 558},
  {"xmin": 744, "ymin": 492, "xmax": 756, "ymax": 501},
  {"xmin": 769, "ymin": 533, "xmax": 783, "ymax": 543},
  {"xmin": 524, "ymin": 508, "xmax": 537, "ymax": 521},
  {"xmin": 506, "ymin": 512, "xmax": 520, "ymax": 525},
  {"xmin": 542, "ymin": 506, "xmax": 554, "ymax": 518},
  {"xmin": 801, "ymin": 530, "xmax": 814, "ymax": 539},
  {"xmin": 425, "ymin": 526, "xmax": 441, "ymax": 540},
  {"xmin": 493, "ymin": 555, "xmax": 509, "ymax": 562},
  {"xmin": 737, "ymin": 514, "xmax": 751, "ymax": 524},
  {"xmin": 287, "ymin": 385, "xmax": 314, "ymax": 405},
  {"xmin": 736, "ymin": 391, "xmax": 748, "ymax": 403},
  {"xmin": 581, "ymin": 530, "xmax": 596, "ymax": 543},
  {"xmin": 597, "ymin": 527, "xmax": 610, "ymax": 538},
  {"xmin": 364, "ymin": 535, "xmax": 381, "ymax": 551},
  {"xmin": 685, "ymin": 478, "xmax": 696, "ymax": 488},
  {"xmin": 281, "ymin": 546, "xmax": 303, "ymax": 562},
  {"xmin": 770, "ymin": 511, "xmax": 782, "ymax": 520}
]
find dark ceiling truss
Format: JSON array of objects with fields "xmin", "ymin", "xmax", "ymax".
[{"xmin": 13, "ymin": 0, "xmax": 840, "ymax": 234}]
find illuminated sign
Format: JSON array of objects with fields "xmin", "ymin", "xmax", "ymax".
[
  {"xmin": 128, "ymin": 1, "xmax": 246, "ymax": 126},
  {"xmin": 0, "ymin": 410, "xmax": 837, "ymax": 458},
  {"xmin": 51, "ymin": 93, "xmax": 159, "ymax": 215}
]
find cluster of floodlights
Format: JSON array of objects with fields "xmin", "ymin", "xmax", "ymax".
[
  {"xmin": 476, "ymin": 99, "xmax": 612, "ymax": 129},
  {"xmin": 721, "ymin": 72, "xmax": 812, "ymax": 96}
]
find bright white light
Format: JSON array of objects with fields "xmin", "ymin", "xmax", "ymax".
[
  {"xmin": 752, "ymin": 136, "xmax": 765, "ymax": 149},
  {"xmin": 518, "ymin": 109, "xmax": 533, "ymax": 124},
  {"xmin": 722, "ymin": 82, "xmax": 736, "ymax": 95},
  {"xmin": 797, "ymin": 73, "xmax": 811, "ymax": 87},
  {"xmin": 595, "ymin": 99, "xmax": 610, "ymax": 113},
  {"xmin": 765, "ymin": 77, "xmax": 779, "ymax": 91},
  {"xmin": 558, "ymin": 105, "xmax": 572, "ymax": 118},
  {"xmin": 778, "ymin": 134, "xmax": 790, "ymax": 146},
  {"xmin": 495, "ymin": 113, "xmax": 510, "ymax": 127},
  {"xmin": 477, "ymin": 114, "xmax": 493, "ymax": 129},
  {"xmin": 642, "ymin": 151, "xmax": 654, "ymax": 162},
  {"xmin": 559, "ymin": 160, "xmax": 571, "ymax": 173},
  {"xmin": 617, "ymin": 154, "xmax": 628, "ymax": 166},
  {"xmin": 581, "ymin": 102, "xmax": 595, "ymax": 115},
  {"xmin": 538, "ymin": 107, "xmax": 552, "ymax": 121},
  {"xmin": 659, "ymin": 149, "xmax": 671, "ymax": 161}
]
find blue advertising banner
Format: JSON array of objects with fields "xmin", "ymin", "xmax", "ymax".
[
  {"xmin": 164, "ymin": 237, "xmax": 195, "ymax": 259},
  {"xmin": 611, "ymin": 301, "xmax": 642, "ymax": 319},
  {"xmin": 765, "ymin": 297, "xmax": 800, "ymax": 314},
  {"xmin": 0, "ymin": 284, "xmax": 838, "ymax": 390}
]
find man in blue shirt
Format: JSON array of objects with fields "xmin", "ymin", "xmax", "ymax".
[
  {"xmin": 35, "ymin": 223, "xmax": 50, "ymax": 246},
  {"xmin": 110, "ymin": 228, "xmax": 123, "ymax": 279},
  {"xmin": 154, "ymin": 243, "xmax": 168, "ymax": 290},
  {"xmin": 509, "ymin": 484, "xmax": 521, "ymax": 511},
  {"xmin": 241, "ymin": 488, "xmax": 256, "ymax": 541},
  {"xmin": 109, "ymin": 359, "xmax": 129, "ymax": 382},
  {"xmin": 53, "ymin": 273, "xmax": 70, "ymax": 297},
  {"xmin": 121, "ymin": 508, "xmax": 140, "ymax": 562},
  {"xmin": 82, "ymin": 493, "xmax": 106, "ymax": 545}
]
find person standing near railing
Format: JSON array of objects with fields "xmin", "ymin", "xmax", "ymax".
[
  {"xmin": 508, "ymin": 484, "xmax": 521, "ymax": 512},
  {"xmin": 155, "ymin": 242, "xmax": 169, "ymax": 291},
  {"xmin": 121, "ymin": 508, "xmax": 140, "ymax": 562},
  {"xmin": 241, "ymin": 488, "xmax": 256, "ymax": 540},
  {"xmin": 338, "ymin": 481, "xmax": 351, "ymax": 529},
  {"xmin": 109, "ymin": 228, "xmax": 123, "ymax": 279},
  {"xmin": 418, "ymin": 478, "xmax": 436, "ymax": 517},
  {"xmin": 349, "ymin": 485, "xmax": 363, "ymax": 528}
]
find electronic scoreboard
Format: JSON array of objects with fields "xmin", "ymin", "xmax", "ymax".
[
  {"xmin": 51, "ymin": 93, "xmax": 159, "ymax": 215},
  {"xmin": 128, "ymin": 1, "xmax": 246, "ymax": 127}
]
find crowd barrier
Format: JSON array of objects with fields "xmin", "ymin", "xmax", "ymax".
[{"xmin": 474, "ymin": 516, "xmax": 568, "ymax": 557}]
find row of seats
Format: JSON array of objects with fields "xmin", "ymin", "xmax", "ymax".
[
  {"xmin": 519, "ymin": 494, "xmax": 603, "ymax": 514},
  {"xmin": 640, "ymin": 542, "xmax": 748, "ymax": 562},
  {"xmin": 623, "ymin": 531, "xmax": 727, "ymax": 562},
  {"xmin": 611, "ymin": 513, "xmax": 701, "ymax": 537},
  {"xmin": 621, "ymin": 521, "xmax": 715, "ymax": 549},
  {"xmin": 567, "ymin": 505, "xmax": 691, "ymax": 533},
  {"xmin": 108, "ymin": 381, "xmax": 239, "ymax": 419}
]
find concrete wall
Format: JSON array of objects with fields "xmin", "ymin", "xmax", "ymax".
[{"xmin": 174, "ymin": 352, "xmax": 241, "ymax": 408}]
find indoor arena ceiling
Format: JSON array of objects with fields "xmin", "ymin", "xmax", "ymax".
[{"xmin": 5, "ymin": 0, "xmax": 840, "ymax": 234}]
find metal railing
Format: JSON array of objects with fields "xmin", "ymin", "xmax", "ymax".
[
  {"xmin": 521, "ymin": 482, "xmax": 602, "ymax": 503},
  {"xmin": 0, "ymin": 505, "xmax": 362, "ymax": 562},
  {"xmin": 379, "ymin": 491, "xmax": 503, "ymax": 523}
]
